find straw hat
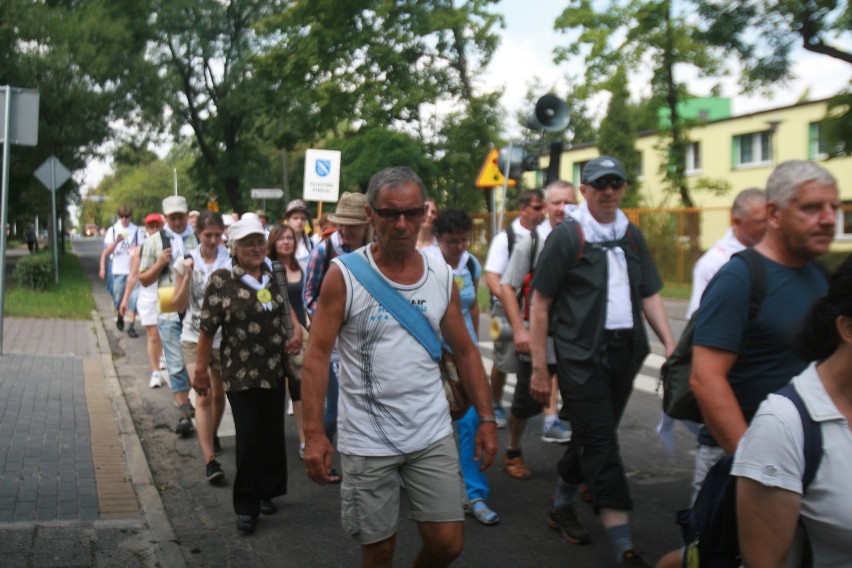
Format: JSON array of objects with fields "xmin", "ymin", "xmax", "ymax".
[{"xmin": 327, "ymin": 192, "xmax": 368, "ymax": 226}]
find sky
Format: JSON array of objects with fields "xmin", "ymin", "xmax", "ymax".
[
  {"xmin": 80, "ymin": 1, "xmax": 851, "ymax": 193},
  {"xmin": 488, "ymin": 0, "xmax": 852, "ymax": 137}
]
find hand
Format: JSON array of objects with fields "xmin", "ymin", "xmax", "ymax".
[
  {"xmin": 98, "ymin": 267, "xmax": 105, "ymax": 280},
  {"xmin": 183, "ymin": 257, "xmax": 194, "ymax": 271},
  {"xmin": 530, "ymin": 364, "xmax": 552, "ymax": 406},
  {"xmin": 513, "ymin": 327, "xmax": 531, "ymax": 355},
  {"xmin": 193, "ymin": 366, "xmax": 211, "ymax": 397},
  {"xmin": 474, "ymin": 422, "xmax": 498, "ymax": 471},
  {"xmin": 159, "ymin": 247, "xmax": 172, "ymax": 266},
  {"xmin": 303, "ymin": 433, "xmax": 335, "ymax": 485},
  {"xmin": 119, "ymin": 299, "xmax": 128, "ymax": 317},
  {"xmin": 285, "ymin": 327, "xmax": 302, "ymax": 354}
]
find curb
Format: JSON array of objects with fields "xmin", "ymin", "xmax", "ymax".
[{"xmin": 90, "ymin": 310, "xmax": 187, "ymax": 568}]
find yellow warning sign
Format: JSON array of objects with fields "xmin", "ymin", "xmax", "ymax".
[{"xmin": 475, "ymin": 148, "xmax": 516, "ymax": 189}]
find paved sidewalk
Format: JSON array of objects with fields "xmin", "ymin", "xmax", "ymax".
[{"xmin": 0, "ymin": 313, "xmax": 184, "ymax": 567}]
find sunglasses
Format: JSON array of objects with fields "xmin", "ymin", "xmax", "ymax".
[
  {"xmin": 372, "ymin": 207, "xmax": 426, "ymax": 221},
  {"xmin": 588, "ymin": 177, "xmax": 626, "ymax": 191}
]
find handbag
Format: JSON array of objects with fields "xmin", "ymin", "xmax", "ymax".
[{"xmin": 337, "ymin": 252, "xmax": 471, "ymax": 420}]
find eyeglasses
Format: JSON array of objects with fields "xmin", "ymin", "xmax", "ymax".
[
  {"xmin": 372, "ymin": 207, "xmax": 426, "ymax": 221},
  {"xmin": 238, "ymin": 238, "xmax": 266, "ymax": 249},
  {"xmin": 588, "ymin": 177, "xmax": 626, "ymax": 191}
]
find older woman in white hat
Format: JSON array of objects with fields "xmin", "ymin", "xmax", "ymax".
[{"xmin": 193, "ymin": 217, "xmax": 301, "ymax": 534}]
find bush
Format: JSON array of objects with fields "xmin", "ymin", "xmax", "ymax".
[{"xmin": 15, "ymin": 253, "xmax": 52, "ymax": 290}]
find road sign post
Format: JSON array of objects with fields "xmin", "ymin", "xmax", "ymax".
[
  {"xmin": 0, "ymin": 86, "xmax": 40, "ymax": 356},
  {"xmin": 35, "ymin": 156, "xmax": 71, "ymax": 285}
]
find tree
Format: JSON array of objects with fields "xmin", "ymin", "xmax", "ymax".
[
  {"xmin": 597, "ymin": 67, "xmax": 642, "ymax": 207},
  {"xmin": 1, "ymin": 0, "xmax": 162, "ymax": 233},
  {"xmin": 554, "ymin": 0, "xmax": 727, "ymax": 208}
]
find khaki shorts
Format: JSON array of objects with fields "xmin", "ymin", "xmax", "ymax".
[
  {"xmin": 491, "ymin": 303, "xmax": 519, "ymax": 374},
  {"xmin": 181, "ymin": 341, "xmax": 222, "ymax": 374},
  {"xmin": 340, "ymin": 434, "xmax": 464, "ymax": 545}
]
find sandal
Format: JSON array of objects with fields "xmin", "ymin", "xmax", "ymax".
[
  {"xmin": 327, "ymin": 468, "xmax": 342, "ymax": 484},
  {"xmin": 465, "ymin": 498, "xmax": 499, "ymax": 526}
]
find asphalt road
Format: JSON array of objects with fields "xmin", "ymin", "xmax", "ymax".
[{"xmin": 76, "ymin": 237, "xmax": 698, "ymax": 568}]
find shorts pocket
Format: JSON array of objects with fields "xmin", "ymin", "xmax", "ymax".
[{"xmin": 340, "ymin": 484, "xmax": 360, "ymax": 537}]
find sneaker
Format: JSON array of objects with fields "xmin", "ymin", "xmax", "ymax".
[
  {"xmin": 149, "ymin": 371, "xmax": 164, "ymax": 388},
  {"xmin": 127, "ymin": 326, "xmax": 138, "ymax": 338},
  {"xmin": 298, "ymin": 444, "xmax": 305, "ymax": 460},
  {"xmin": 542, "ymin": 421, "xmax": 572, "ymax": 444},
  {"xmin": 175, "ymin": 415, "xmax": 194, "ymax": 436},
  {"xmin": 205, "ymin": 459, "xmax": 225, "ymax": 483},
  {"xmin": 213, "ymin": 434, "xmax": 222, "ymax": 455},
  {"xmin": 464, "ymin": 498, "xmax": 499, "ymax": 525},
  {"xmin": 548, "ymin": 504, "xmax": 591, "ymax": 545},
  {"xmin": 622, "ymin": 550, "xmax": 651, "ymax": 567},
  {"xmin": 493, "ymin": 404, "xmax": 508, "ymax": 429},
  {"xmin": 159, "ymin": 355, "xmax": 166, "ymax": 370},
  {"xmin": 286, "ymin": 398, "xmax": 294, "ymax": 416},
  {"xmin": 503, "ymin": 453, "xmax": 532, "ymax": 480},
  {"xmin": 116, "ymin": 314, "xmax": 124, "ymax": 331}
]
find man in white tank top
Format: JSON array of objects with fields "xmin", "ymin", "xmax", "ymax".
[{"xmin": 301, "ymin": 166, "xmax": 497, "ymax": 566}]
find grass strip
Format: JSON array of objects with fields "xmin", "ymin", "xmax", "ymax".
[{"xmin": 4, "ymin": 251, "xmax": 95, "ymax": 319}]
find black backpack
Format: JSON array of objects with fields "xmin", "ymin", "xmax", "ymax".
[{"xmin": 676, "ymin": 383, "xmax": 822, "ymax": 567}]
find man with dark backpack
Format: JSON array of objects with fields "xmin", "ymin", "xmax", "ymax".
[{"xmin": 688, "ymin": 160, "xmax": 837, "ymax": 502}]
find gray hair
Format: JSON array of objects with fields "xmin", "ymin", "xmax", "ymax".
[
  {"xmin": 366, "ymin": 166, "xmax": 427, "ymax": 206},
  {"xmin": 731, "ymin": 188, "xmax": 766, "ymax": 220},
  {"xmin": 766, "ymin": 160, "xmax": 836, "ymax": 208},
  {"xmin": 544, "ymin": 180, "xmax": 577, "ymax": 203}
]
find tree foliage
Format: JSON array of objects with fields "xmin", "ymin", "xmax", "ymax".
[
  {"xmin": 697, "ymin": 0, "xmax": 851, "ymax": 91},
  {"xmin": 598, "ymin": 67, "xmax": 642, "ymax": 207}
]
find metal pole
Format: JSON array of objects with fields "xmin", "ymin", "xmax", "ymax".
[
  {"xmin": 173, "ymin": 168, "xmax": 178, "ymax": 196},
  {"xmin": 0, "ymin": 85, "xmax": 13, "ymax": 355},
  {"xmin": 50, "ymin": 160, "xmax": 58, "ymax": 283}
]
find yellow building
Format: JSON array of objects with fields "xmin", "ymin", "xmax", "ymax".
[{"xmin": 549, "ymin": 98, "xmax": 851, "ymax": 252}]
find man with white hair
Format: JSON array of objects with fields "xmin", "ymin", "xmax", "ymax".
[
  {"xmin": 688, "ymin": 160, "xmax": 838, "ymax": 493},
  {"xmin": 139, "ymin": 195, "xmax": 200, "ymax": 436}
]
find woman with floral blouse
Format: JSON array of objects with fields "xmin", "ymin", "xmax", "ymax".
[{"xmin": 193, "ymin": 217, "xmax": 301, "ymax": 534}]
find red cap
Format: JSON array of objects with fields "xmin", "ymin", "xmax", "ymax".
[{"xmin": 144, "ymin": 213, "xmax": 163, "ymax": 225}]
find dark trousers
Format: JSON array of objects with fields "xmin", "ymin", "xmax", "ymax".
[
  {"xmin": 556, "ymin": 334, "xmax": 636, "ymax": 512},
  {"xmin": 227, "ymin": 385, "xmax": 288, "ymax": 517}
]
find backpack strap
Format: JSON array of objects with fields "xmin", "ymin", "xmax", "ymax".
[
  {"xmin": 465, "ymin": 255, "xmax": 479, "ymax": 281},
  {"xmin": 775, "ymin": 384, "xmax": 823, "ymax": 491},
  {"xmin": 734, "ymin": 248, "xmax": 768, "ymax": 320},
  {"xmin": 506, "ymin": 224, "xmax": 515, "ymax": 257},
  {"xmin": 336, "ymin": 252, "xmax": 442, "ymax": 364}
]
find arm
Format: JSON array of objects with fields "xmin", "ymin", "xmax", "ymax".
[
  {"xmin": 690, "ymin": 346, "xmax": 746, "ymax": 452},
  {"xmin": 484, "ymin": 271, "xmax": 503, "ymax": 301},
  {"xmin": 301, "ymin": 264, "xmax": 345, "ymax": 485},
  {"xmin": 119, "ymin": 248, "xmax": 142, "ymax": 317},
  {"xmin": 642, "ymin": 293, "xmax": 676, "ymax": 357},
  {"xmin": 98, "ymin": 234, "xmax": 122, "ymax": 280},
  {"xmin": 499, "ymin": 236, "xmax": 533, "ymax": 354},
  {"xmin": 284, "ymin": 307, "xmax": 302, "ymax": 353},
  {"xmin": 192, "ymin": 330, "xmax": 215, "ymax": 397},
  {"xmin": 736, "ymin": 477, "xmax": 801, "ymax": 567},
  {"xmin": 172, "ymin": 257, "xmax": 193, "ymax": 314},
  {"xmin": 529, "ymin": 289, "xmax": 555, "ymax": 406},
  {"xmin": 441, "ymin": 284, "xmax": 497, "ymax": 471}
]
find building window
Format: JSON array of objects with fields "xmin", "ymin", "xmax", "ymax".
[
  {"xmin": 685, "ymin": 142, "xmax": 701, "ymax": 174},
  {"xmin": 732, "ymin": 131, "xmax": 772, "ymax": 168},
  {"xmin": 572, "ymin": 160, "xmax": 590, "ymax": 185},
  {"xmin": 839, "ymin": 201, "xmax": 852, "ymax": 241},
  {"xmin": 809, "ymin": 122, "xmax": 829, "ymax": 160}
]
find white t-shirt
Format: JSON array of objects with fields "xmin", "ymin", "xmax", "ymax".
[
  {"xmin": 483, "ymin": 217, "xmax": 532, "ymax": 276},
  {"xmin": 732, "ymin": 363, "xmax": 852, "ymax": 566},
  {"xmin": 174, "ymin": 246, "xmax": 231, "ymax": 346},
  {"xmin": 104, "ymin": 222, "xmax": 143, "ymax": 275},
  {"xmin": 333, "ymin": 246, "xmax": 454, "ymax": 456},
  {"xmin": 686, "ymin": 228, "xmax": 746, "ymax": 318}
]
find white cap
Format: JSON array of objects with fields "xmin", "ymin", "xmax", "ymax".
[{"xmin": 228, "ymin": 218, "xmax": 266, "ymax": 243}]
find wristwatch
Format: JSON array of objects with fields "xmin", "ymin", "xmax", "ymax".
[{"xmin": 479, "ymin": 415, "xmax": 498, "ymax": 425}]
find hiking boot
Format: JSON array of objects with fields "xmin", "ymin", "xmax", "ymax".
[
  {"xmin": 503, "ymin": 453, "xmax": 532, "ymax": 480},
  {"xmin": 542, "ymin": 421, "xmax": 572, "ymax": 444},
  {"xmin": 493, "ymin": 404, "xmax": 508, "ymax": 429},
  {"xmin": 205, "ymin": 459, "xmax": 225, "ymax": 483},
  {"xmin": 236, "ymin": 514, "xmax": 256, "ymax": 534},
  {"xmin": 260, "ymin": 500, "xmax": 277, "ymax": 515},
  {"xmin": 127, "ymin": 325, "xmax": 138, "ymax": 338},
  {"xmin": 149, "ymin": 371, "xmax": 163, "ymax": 388},
  {"xmin": 116, "ymin": 314, "xmax": 124, "ymax": 331},
  {"xmin": 213, "ymin": 434, "xmax": 222, "ymax": 455},
  {"xmin": 622, "ymin": 550, "xmax": 651, "ymax": 567},
  {"xmin": 175, "ymin": 415, "xmax": 194, "ymax": 437},
  {"xmin": 548, "ymin": 504, "xmax": 591, "ymax": 545}
]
